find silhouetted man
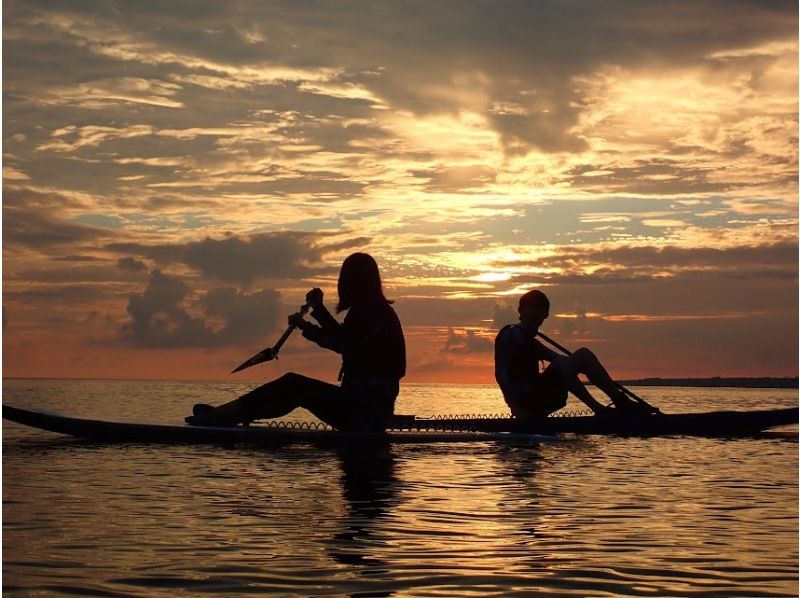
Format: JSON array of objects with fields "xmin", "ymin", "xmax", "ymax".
[{"xmin": 495, "ymin": 290, "xmax": 647, "ymax": 418}]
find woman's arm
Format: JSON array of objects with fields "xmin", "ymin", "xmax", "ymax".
[{"xmin": 292, "ymin": 288, "xmax": 343, "ymax": 353}]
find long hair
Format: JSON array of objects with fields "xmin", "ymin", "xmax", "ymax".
[{"xmin": 336, "ymin": 252, "xmax": 391, "ymax": 313}]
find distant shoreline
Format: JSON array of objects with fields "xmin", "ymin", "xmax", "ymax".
[{"xmin": 618, "ymin": 377, "xmax": 799, "ymax": 389}]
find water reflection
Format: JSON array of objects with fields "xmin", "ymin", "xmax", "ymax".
[
  {"xmin": 4, "ymin": 380, "xmax": 798, "ymax": 596},
  {"xmin": 493, "ymin": 445, "xmax": 544, "ymax": 538},
  {"xmin": 328, "ymin": 442, "xmax": 399, "ymax": 592}
]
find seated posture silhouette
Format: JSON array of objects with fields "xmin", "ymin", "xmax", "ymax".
[
  {"xmin": 187, "ymin": 253, "xmax": 406, "ymax": 431},
  {"xmin": 495, "ymin": 290, "xmax": 644, "ymax": 418}
]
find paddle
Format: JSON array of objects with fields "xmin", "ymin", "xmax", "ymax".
[
  {"xmin": 231, "ymin": 303, "xmax": 310, "ymax": 373},
  {"xmin": 536, "ymin": 331, "xmax": 661, "ymax": 414}
]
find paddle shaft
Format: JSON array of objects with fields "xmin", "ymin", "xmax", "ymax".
[
  {"xmin": 536, "ymin": 331, "xmax": 658, "ymax": 411},
  {"xmin": 272, "ymin": 303, "xmax": 310, "ymax": 353},
  {"xmin": 231, "ymin": 303, "xmax": 310, "ymax": 373}
]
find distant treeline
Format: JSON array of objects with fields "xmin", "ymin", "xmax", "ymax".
[{"xmin": 618, "ymin": 377, "xmax": 799, "ymax": 389}]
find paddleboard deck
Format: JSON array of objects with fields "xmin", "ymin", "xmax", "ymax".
[
  {"xmin": 416, "ymin": 407, "xmax": 798, "ymax": 437},
  {"xmin": 2, "ymin": 405, "xmax": 553, "ymax": 445},
  {"xmin": 4, "ymin": 404, "xmax": 796, "ymax": 445}
]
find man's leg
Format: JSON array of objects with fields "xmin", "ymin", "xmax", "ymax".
[
  {"xmin": 548, "ymin": 351, "xmax": 623, "ymax": 412},
  {"xmin": 569, "ymin": 348, "xmax": 623, "ymax": 399},
  {"xmin": 565, "ymin": 376, "xmax": 610, "ymax": 412}
]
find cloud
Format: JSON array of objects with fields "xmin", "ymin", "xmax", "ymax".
[
  {"xmin": 3, "ymin": 0, "xmax": 797, "ymax": 380},
  {"xmin": 120, "ymin": 270, "xmax": 212, "ymax": 348},
  {"xmin": 12, "ymin": 264, "xmax": 148, "ymax": 284},
  {"xmin": 492, "ymin": 303, "xmax": 518, "ymax": 330},
  {"xmin": 119, "ymin": 270, "xmax": 282, "ymax": 348},
  {"xmin": 566, "ymin": 160, "xmax": 731, "ymax": 195},
  {"xmin": 107, "ymin": 231, "xmax": 370, "ymax": 284},
  {"xmin": 10, "ymin": 0, "xmax": 795, "ymax": 158},
  {"xmin": 412, "ymin": 165, "xmax": 497, "ymax": 192},
  {"xmin": 36, "ymin": 124, "xmax": 156, "ymax": 153},
  {"xmin": 2, "ymin": 186, "xmax": 96, "ymax": 211},
  {"xmin": 43, "ymin": 78, "xmax": 183, "ymax": 109},
  {"xmin": 202, "ymin": 287, "xmax": 281, "ymax": 344},
  {"xmin": 442, "ymin": 328, "xmax": 493, "ymax": 354},
  {"xmin": 117, "ymin": 257, "xmax": 148, "ymax": 272},
  {"xmin": 52, "ymin": 255, "xmax": 105, "ymax": 263},
  {"xmin": 3, "ymin": 205, "xmax": 109, "ymax": 248},
  {"xmin": 497, "ymin": 241, "xmax": 799, "ymax": 283}
]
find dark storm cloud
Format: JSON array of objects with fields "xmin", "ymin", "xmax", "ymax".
[
  {"xmin": 106, "ymin": 231, "xmax": 369, "ymax": 284},
  {"xmin": 118, "ymin": 270, "xmax": 283, "ymax": 348}
]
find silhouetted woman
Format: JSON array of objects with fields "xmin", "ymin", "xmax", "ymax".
[{"xmin": 187, "ymin": 253, "xmax": 406, "ymax": 431}]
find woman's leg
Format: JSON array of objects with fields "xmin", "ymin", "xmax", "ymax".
[{"xmin": 205, "ymin": 373, "xmax": 353, "ymax": 428}]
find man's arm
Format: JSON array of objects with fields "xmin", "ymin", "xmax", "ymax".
[
  {"xmin": 531, "ymin": 337, "xmax": 559, "ymax": 362},
  {"xmin": 495, "ymin": 326, "xmax": 534, "ymax": 399}
]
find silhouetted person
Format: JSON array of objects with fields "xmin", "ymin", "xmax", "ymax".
[
  {"xmin": 495, "ymin": 290, "xmax": 644, "ymax": 418},
  {"xmin": 187, "ymin": 253, "xmax": 406, "ymax": 431}
]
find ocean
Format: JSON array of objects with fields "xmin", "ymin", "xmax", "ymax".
[{"xmin": 3, "ymin": 379, "xmax": 798, "ymax": 597}]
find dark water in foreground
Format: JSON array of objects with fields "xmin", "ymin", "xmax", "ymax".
[{"xmin": 3, "ymin": 379, "xmax": 798, "ymax": 597}]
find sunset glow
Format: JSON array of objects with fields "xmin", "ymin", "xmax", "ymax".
[{"xmin": 3, "ymin": 1, "xmax": 798, "ymax": 382}]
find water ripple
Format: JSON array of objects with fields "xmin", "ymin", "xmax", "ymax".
[{"xmin": 3, "ymin": 381, "xmax": 798, "ymax": 596}]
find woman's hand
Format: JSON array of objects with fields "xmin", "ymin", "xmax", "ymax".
[
  {"xmin": 305, "ymin": 287, "xmax": 324, "ymax": 309},
  {"xmin": 288, "ymin": 312, "xmax": 310, "ymax": 331}
]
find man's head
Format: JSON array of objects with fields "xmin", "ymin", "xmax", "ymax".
[{"xmin": 518, "ymin": 289, "xmax": 550, "ymax": 330}]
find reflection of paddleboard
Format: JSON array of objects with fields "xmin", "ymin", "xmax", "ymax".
[{"xmin": 2, "ymin": 405, "xmax": 555, "ymax": 445}]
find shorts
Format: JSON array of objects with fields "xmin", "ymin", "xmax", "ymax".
[
  {"xmin": 506, "ymin": 367, "xmax": 568, "ymax": 419},
  {"xmin": 342, "ymin": 376, "xmax": 399, "ymax": 431}
]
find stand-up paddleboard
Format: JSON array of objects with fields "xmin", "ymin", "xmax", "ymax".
[
  {"xmin": 416, "ymin": 407, "xmax": 798, "ymax": 437},
  {"xmin": 2, "ymin": 405, "xmax": 554, "ymax": 445},
  {"xmin": 3, "ymin": 404, "xmax": 796, "ymax": 445}
]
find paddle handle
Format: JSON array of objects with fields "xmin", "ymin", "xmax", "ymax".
[{"xmin": 536, "ymin": 331, "xmax": 659, "ymax": 412}]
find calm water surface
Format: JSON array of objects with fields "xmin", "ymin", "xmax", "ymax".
[{"xmin": 3, "ymin": 379, "xmax": 798, "ymax": 596}]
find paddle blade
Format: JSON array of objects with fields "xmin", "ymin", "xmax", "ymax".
[{"xmin": 231, "ymin": 347, "xmax": 276, "ymax": 373}]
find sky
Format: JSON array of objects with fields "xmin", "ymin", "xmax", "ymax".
[{"xmin": 2, "ymin": 0, "xmax": 798, "ymax": 383}]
